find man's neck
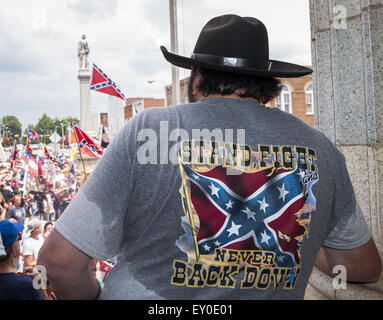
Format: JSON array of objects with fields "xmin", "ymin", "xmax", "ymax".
[
  {"xmin": 31, "ymin": 233, "xmax": 39, "ymax": 240},
  {"xmin": 0, "ymin": 259, "xmax": 15, "ymax": 274},
  {"xmin": 196, "ymin": 93, "xmax": 259, "ymax": 102}
]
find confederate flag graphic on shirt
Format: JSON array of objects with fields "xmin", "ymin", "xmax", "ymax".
[{"xmin": 172, "ymin": 141, "xmax": 319, "ymax": 290}]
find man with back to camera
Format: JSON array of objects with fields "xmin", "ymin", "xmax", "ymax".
[
  {"xmin": 38, "ymin": 14, "xmax": 381, "ymax": 299},
  {"xmin": 0, "ymin": 220, "xmax": 45, "ymax": 300}
]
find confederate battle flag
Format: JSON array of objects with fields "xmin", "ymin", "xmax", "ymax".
[
  {"xmin": 181, "ymin": 163, "xmax": 311, "ymax": 269},
  {"xmin": 90, "ymin": 63, "xmax": 127, "ymax": 101},
  {"xmin": 72, "ymin": 124, "xmax": 103, "ymax": 158}
]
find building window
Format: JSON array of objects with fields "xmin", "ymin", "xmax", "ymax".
[
  {"xmin": 305, "ymin": 83, "xmax": 314, "ymax": 115},
  {"xmin": 275, "ymin": 84, "xmax": 292, "ymax": 113}
]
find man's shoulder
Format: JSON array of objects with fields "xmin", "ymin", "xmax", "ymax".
[
  {"xmin": 6, "ymin": 207, "xmax": 16, "ymax": 217},
  {"xmin": 23, "ymin": 237, "xmax": 37, "ymax": 247},
  {"xmin": 0, "ymin": 273, "xmax": 44, "ymax": 300},
  {"xmin": 0, "ymin": 272, "xmax": 33, "ymax": 286},
  {"xmin": 2, "ymin": 189, "xmax": 13, "ymax": 197},
  {"xmin": 271, "ymin": 108, "xmax": 330, "ymax": 140},
  {"xmin": 124, "ymin": 104, "xmax": 193, "ymax": 130},
  {"xmin": 135, "ymin": 104, "xmax": 190, "ymax": 117}
]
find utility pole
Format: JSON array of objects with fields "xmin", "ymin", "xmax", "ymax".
[
  {"xmin": 61, "ymin": 123, "xmax": 64, "ymax": 149},
  {"xmin": 169, "ymin": 0, "xmax": 181, "ymax": 105}
]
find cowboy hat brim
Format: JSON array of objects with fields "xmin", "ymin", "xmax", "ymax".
[{"xmin": 160, "ymin": 46, "xmax": 312, "ymax": 78}]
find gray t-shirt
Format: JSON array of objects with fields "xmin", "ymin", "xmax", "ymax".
[{"xmin": 55, "ymin": 98, "xmax": 371, "ymax": 300}]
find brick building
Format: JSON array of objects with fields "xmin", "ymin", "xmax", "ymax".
[
  {"xmin": 124, "ymin": 97, "xmax": 165, "ymax": 120},
  {"xmin": 266, "ymin": 73, "xmax": 314, "ymax": 126},
  {"xmin": 98, "ymin": 97, "xmax": 166, "ymax": 126},
  {"xmin": 165, "ymin": 72, "xmax": 314, "ymax": 126}
]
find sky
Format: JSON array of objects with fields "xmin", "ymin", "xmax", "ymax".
[{"xmin": 0, "ymin": 0, "xmax": 312, "ymax": 130}]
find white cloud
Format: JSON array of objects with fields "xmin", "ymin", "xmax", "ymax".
[{"xmin": 0, "ymin": 0, "xmax": 311, "ymax": 129}]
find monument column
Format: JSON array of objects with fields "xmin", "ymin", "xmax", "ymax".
[
  {"xmin": 306, "ymin": 0, "xmax": 383, "ymax": 299},
  {"xmin": 77, "ymin": 35, "xmax": 94, "ymax": 134}
]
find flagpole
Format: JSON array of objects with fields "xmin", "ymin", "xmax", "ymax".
[
  {"xmin": 72, "ymin": 125, "xmax": 87, "ymax": 177},
  {"xmin": 34, "ymin": 174, "xmax": 40, "ymax": 194},
  {"xmin": 169, "ymin": 0, "xmax": 181, "ymax": 105},
  {"xmin": 22, "ymin": 166, "xmax": 28, "ymax": 198},
  {"xmin": 178, "ymin": 160, "xmax": 200, "ymax": 263},
  {"xmin": 66, "ymin": 126, "xmax": 70, "ymax": 149}
]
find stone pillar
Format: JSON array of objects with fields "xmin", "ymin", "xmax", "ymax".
[
  {"xmin": 307, "ymin": 0, "xmax": 383, "ymax": 299},
  {"xmin": 78, "ymin": 69, "xmax": 94, "ymax": 134},
  {"xmin": 107, "ymin": 96, "xmax": 125, "ymax": 140}
]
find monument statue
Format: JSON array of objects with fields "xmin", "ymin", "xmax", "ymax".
[
  {"xmin": 78, "ymin": 34, "xmax": 90, "ymax": 70},
  {"xmin": 77, "ymin": 34, "xmax": 94, "ymax": 134}
]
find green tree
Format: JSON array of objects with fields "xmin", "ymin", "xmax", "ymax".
[
  {"xmin": 34, "ymin": 113, "xmax": 54, "ymax": 143},
  {"xmin": 61, "ymin": 116, "xmax": 80, "ymax": 127},
  {"xmin": 26, "ymin": 114, "xmax": 80, "ymax": 144},
  {"xmin": 1, "ymin": 115, "xmax": 22, "ymax": 144}
]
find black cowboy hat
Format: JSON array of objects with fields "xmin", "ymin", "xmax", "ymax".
[{"xmin": 161, "ymin": 14, "xmax": 312, "ymax": 78}]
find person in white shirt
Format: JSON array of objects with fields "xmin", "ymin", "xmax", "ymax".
[{"xmin": 22, "ymin": 218, "xmax": 43, "ymax": 267}]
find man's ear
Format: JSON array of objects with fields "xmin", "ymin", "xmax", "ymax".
[
  {"xmin": 11, "ymin": 241, "xmax": 20, "ymax": 258},
  {"xmin": 193, "ymin": 67, "xmax": 202, "ymax": 85},
  {"xmin": 191, "ymin": 68, "xmax": 204, "ymax": 101}
]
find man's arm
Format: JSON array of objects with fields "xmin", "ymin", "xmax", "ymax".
[
  {"xmin": 315, "ymin": 237, "xmax": 382, "ymax": 283},
  {"xmin": 24, "ymin": 254, "xmax": 37, "ymax": 267},
  {"xmin": 0, "ymin": 199, "xmax": 6, "ymax": 220},
  {"xmin": 0, "ymin": 193, "xmax": 6, "ymax": 219},
  {"xmin": 37, "ymin": 229, "xmax": 101, "ymax": 300}
]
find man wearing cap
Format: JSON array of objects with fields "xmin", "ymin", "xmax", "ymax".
[
  {"xmin": 22, "ymin": 218, "xmax": 44, "ymax": 268},
  {"xmin": 0, "ymin": 220, "xmax": 44, "ymax": 300},
  {"xmin": 38, "ymin": 15, "xmax": 381, "ymax": 299}
]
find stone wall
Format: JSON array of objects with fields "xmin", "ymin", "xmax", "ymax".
[{"xmin": 306, "ymin": 0, "xmax": 383, "ymax": 299}]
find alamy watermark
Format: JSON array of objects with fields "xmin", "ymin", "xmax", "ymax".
[
  {"xmin": 136, "ymin": 122, "xmax": 246, "ymax": 175},
  {"xmin": 332, "ymin": 265, "xmax": 347, "ymax": 290},
  {"xmin": 332, "ymin": 5, "xmax": 348, "ymax": 30},
  {"xmin": 32, "ymin": 265, "xmax": 48, "ymax": 290}
]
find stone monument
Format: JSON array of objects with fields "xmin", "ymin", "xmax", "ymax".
[
  {"xmin": 77, "ymin": 34, "xmax": 94, "ymax": 134},
  {"xmin": 305, "ymin": 0, "xmax": 383, "ymax": 300},
  {"xmin": 76, "ymin": 35, "xmax": 98, "ymax": 176},
  {"xmin": 107, "ymin": 95, "xmax": 125, "ymax": 141}
]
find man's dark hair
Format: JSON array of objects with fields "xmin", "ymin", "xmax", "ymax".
[{"xmin": 189, "ymin": 67, "xmax": 282, "ymax": 104}]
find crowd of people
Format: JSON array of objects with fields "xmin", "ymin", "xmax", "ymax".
[
  {"xmin": 2, "ymin": 13, "xmax": 382, "ymax": 302},
  {"xmin": 1, "ymin": 161, "xmax": 78, "ymax": 223},
  {"xmin": 0, "ymin": 150, "xmax": 111, "ymax": 300}
]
